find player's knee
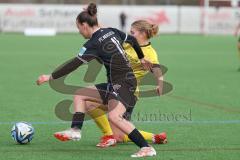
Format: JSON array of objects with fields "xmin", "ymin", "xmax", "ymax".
[
  {"xmin": 108, "ymin": 113, "xmax": 115, "ymax": 123},
  {"xmin": 85, "ymin": 101, "xmax": 97, "ymax": 111},
  {"xmin": 108, "ymin": 112, "xmax": 120, "ymax": 124},
  {"xmin": 74, "ymin": 94, "xmax": 85, "ymax": 101}
]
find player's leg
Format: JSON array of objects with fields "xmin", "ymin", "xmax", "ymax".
[
  {"xmin": 87, "ymin": 102, "xmax": 165, "ymax": 147},
  {"xmin": 109, "ymin": 107, "xmax": 137, "ymax": 142},
  {"xmin": 121, "ymin": 109, "xmax": 166, "ymax": 144},
  {"xmin": 110, "ymin": 110, "xmax": 167, "ymax": 144},
  {"xmin": 122, "ymin": 131, "xmax": 167, "ymax": 144},
  {"xmin": 86, "ymin": 101, "xmax": 166, "ymax": 146},
  {"xmin": 54, "ymin": 86, "xmax": 103, "ymax": 141},
  {"xmin": 85, "ymin": 83, "xmax": 116, "ymax": 146},
  {"xmin": 87, "ymin": 104, "xmax": 113, "ymax": 136},
  {"xmin": 107, "ymin": 99, "xmax": 156, "ymax": 157},
  {"xmin": 85, "ymin": 101, "xmax": 116, "ymax": 147},
  {"xmin": 111, "ymin": 122, "xmax": 166, "ymax": 144},
  {"xmin": 109, "ymin": 120, "xmax": 125, "ymax": 142}
]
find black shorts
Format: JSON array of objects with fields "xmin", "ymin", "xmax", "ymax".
[{"xmin": 95, "ymin": 79, "xmax": 137, "ymax": 121}]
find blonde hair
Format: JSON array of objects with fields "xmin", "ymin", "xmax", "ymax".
[{"xmin": 131, "ymin": 20, "xmax": 159, "ymax": 39}]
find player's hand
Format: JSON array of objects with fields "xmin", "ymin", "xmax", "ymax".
[
  {"xmin": 156, "ymin": 85, "xmax": 163, "ymax": 96},
  {"xmin": 140, "ymin": 58, "xmax": 152, "ymax": 71},
  {"xmin": 36, "ymin": 74, "xmax": 51, "ymax": 85}
]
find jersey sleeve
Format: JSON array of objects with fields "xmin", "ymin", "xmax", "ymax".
[
  {"xmin": 109, "ymin": 27, "xmax": 128, "ymax": 42},
  {"xmin": 77, "ymin": 41, "xmax": 99, "ymax": 63},
  {"xmin": 149, "ymin": 51, "xmax": 159, "ymax": 64},
  {"xmin": 109, "ymin": 27, "xmax": 144, "ymax": 59},
  {"xmin": 150, "ymin": 50, "xmax": 160, "ymax": 68},
  {"xmin": 143, "ymin": 47, "xmax": 160, "ymax": 70},
  {"xmin": 51, "ymin": 41, "xmax": 98, "ymax": 79},
  {"xmin": 51, "ymin": 57, "xmax": 83, "ymax": 79}
]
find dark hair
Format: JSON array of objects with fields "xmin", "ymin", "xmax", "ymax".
[{"xmin": 76, "ymin": 3, "xmax": 98, "ymax": 27}]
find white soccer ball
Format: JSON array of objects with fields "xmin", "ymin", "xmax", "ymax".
[{"xmin": 11, "ymin": 122, "xmax": 34, "ymax": 144}]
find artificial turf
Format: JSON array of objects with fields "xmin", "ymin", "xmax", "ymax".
[{"xmin": 0, "ymin": 33, "xmax": 240, "ymax": 160}]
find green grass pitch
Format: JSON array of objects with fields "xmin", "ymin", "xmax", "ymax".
[{"xmin": 0, "ymin": 33, "xmax": 240, "ymax": 160}]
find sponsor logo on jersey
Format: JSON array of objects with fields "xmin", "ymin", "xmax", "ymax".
[{"xmin": 78, "ymin": 47, "xmax": 87, "ymax": 56}]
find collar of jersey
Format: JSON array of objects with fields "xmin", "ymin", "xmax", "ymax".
[
  {"xmin": 140, "ymin": 42, "xmax": 151, "ymax": 47},
  {"xmin": 91, "ymin": 28, "xmax": 101, "ymax": 38}
]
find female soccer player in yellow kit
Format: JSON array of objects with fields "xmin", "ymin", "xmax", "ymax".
[{"xmin": 83, "ymin": 20, "xmax": 167, "ymax": 148}]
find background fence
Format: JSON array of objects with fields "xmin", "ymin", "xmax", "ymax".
[{"xmin": 0, "ymin": 4, "xmax": 239, "ymax": 35}]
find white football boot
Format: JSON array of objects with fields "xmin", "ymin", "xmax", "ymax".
[
  {"xmin": 131, "ymin": 146, "xmax": 156, "ymax": 158},
  {"xmin": 54, "ymin": 128, "xmax": 81, "ymax": 141}
]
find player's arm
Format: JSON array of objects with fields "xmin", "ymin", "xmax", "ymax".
[
  {"xmin": 125, "ymin": 35, "xmax": 144, "ymax": 59},
  {"xmin": 51, "ymin": 56, "xmax": 88, "ymax": 79},
  {"xmin": 151, "ymin": 64, "xmax": 163, "ymax": 96},
  {"xmin": 125, "ymin": 35, "xmax": 153, "ymax": 70},
  {"xmin": 36, "ymin": 57, "xmax": 83, "ymax": 85},
  {"xmin": 36, "ymin": 56, "xmax": 90, "ymax": 85},
  {"xmin": 37, "ymin": 44, "xmax": 96, "ymax": 85},
  {"xmin": 110, "ymin": 28, "xmax": 152, "ymax": 70},
  {"xmin": 111, "ymin": 27, "xmax": 144, "ymax": 59}
]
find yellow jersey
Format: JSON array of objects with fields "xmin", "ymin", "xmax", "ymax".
[{"xmin": 123, "ymin": 42, "xmax": 160, "ymax": 97}]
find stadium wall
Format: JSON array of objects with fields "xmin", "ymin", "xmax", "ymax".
[{"xmin": 0, "ymin": 4, "xmax": 239, "ymax": 35}]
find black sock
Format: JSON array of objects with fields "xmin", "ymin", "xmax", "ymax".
[
  {"xmin": 128, "ymin": 128, "xmax": 149, "ymax": 148},
  {"xmin": 71, "ymin": 112, "xmax": 85, "ymax": 129}
]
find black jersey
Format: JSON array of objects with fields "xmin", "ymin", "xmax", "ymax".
[
  {"xmin": 78, "ymin": 28, "xmax": 132, "ymax": 82},
  {"xmin": 51, "ymin": 28, "xmax": 144, "ymax": 84}
]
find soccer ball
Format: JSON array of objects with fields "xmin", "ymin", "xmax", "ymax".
[{"xmin": 11, "ymin": 122, "xmax": 34, "ymax": 144}]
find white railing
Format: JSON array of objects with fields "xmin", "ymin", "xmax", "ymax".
[{"xmin": 0, "ymin": 4, "xmax": 239, "ymax": 35}]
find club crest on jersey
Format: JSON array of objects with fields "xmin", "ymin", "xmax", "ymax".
[{"xmin": 78, "ymin": 47, "xmax": 87, "ymax": 56}]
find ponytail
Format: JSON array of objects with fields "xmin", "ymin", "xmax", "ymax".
[{"xmin": 76, "ymin": 3, "xmax": 98, "ymax": 27}]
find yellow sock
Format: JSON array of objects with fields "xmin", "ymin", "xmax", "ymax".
[
  {"xmin": 88, "ymin": 107, "xmax": 113, "ymax": 136},
  {"xmin": 123, "ymin": 130, "xmax": 153, "ymax": 142}
]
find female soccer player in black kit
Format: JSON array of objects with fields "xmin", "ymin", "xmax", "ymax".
[{"xmin": 37, "ymin": 3, "xmax": 156, "ymax": 158}]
